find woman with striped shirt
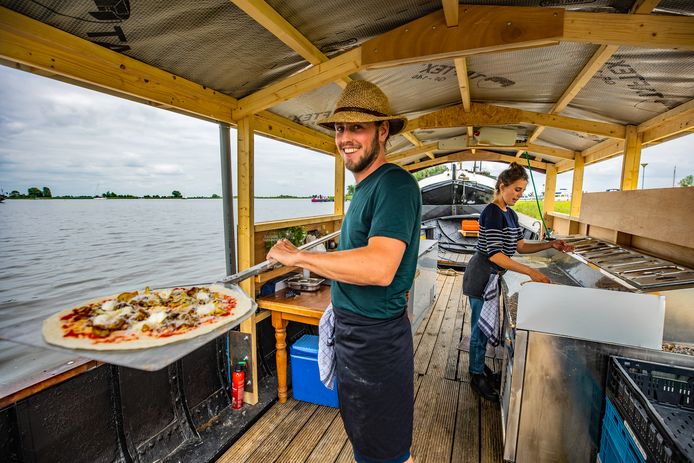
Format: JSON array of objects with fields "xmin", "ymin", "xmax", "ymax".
[{"xmin": 462, "ymin": 162, "xmax": 573, "ymax": 401}]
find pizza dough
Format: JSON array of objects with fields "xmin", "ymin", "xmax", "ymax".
[{"xmin": 42, "ymin": 284, "xmax": 251, "ymax": 351}]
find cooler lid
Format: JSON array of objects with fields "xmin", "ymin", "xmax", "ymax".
[{"xmin": 290, "ymin": 334, "xmax": 319, "ymax": 355}]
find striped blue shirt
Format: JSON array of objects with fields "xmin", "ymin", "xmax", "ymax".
[{"xmin": 476, "ymin": 204, "xmax": 524, "ymax": 257}]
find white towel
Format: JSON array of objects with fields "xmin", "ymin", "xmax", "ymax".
[
  {"xmin": 478, "ymin": 274, "xmax": 501, "ymax": 346},
  {"xmin": 318, "ymin": 303, "xmax": 336, "ymax": 390}
]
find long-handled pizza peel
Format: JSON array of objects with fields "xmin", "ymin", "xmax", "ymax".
[{"xmin": 0, "ymin": 231, "xmax": 340, "ymax": 371}]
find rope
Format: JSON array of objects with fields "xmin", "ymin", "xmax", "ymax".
[{"xmin": 523, "ymin": 152, "xmax": 552, "ymax": 239}]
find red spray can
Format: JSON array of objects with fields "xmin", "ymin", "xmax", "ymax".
[{"xmin": 232, "ymin": 362, "xmax": 245, "ymax": 410}]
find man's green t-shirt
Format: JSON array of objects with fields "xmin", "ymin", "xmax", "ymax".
[{"xmin": 331, "ymin": 163, "xmax": 422, "ymax": 319}]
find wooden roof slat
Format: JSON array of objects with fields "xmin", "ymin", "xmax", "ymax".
[
  {"xmin": 0, "ymin": 7, "xmax": 338, "ymax": 156},
  {"xmin": 233, "ymin": 48, "xmax": 361, "ymax": 120},
  {"xmin": 527, "ymin": 44, "xmax": 619, "ymax": 144},
  {"xmin": 386, "ymin": 142, "xmax": 439, "ymax": 163},
  {"xmin": 404, "ymin": 150, "xmax": 548, "ymax": 172},
  {"xmin": 442, "ymin": 0, "xmax": 459, "ymax": 27},
  {"xmin": 253, "ymin": 110, "xmax": 336, "ymax": 155},
  {"xmin": 230, "ymin": 0, "xmax": 351, "ymax": 89},
  {"xmin": 563, "ymin": 11, "xmax": 694, "ymax": 50},
  {"xmin": 527, "ymin": 2, "xmax": 659, "ymax": 146},
  {"xmin": 415, "ymin": 103, "xmax": 626, "ymax": 139},
  {"xmin": 0, "ymin": 6, "xmax": 237, "ymax": 122},
  {"xmin": 639, "ymin": 98, "xmax": 694, "ymax": 144},
  {"xmin": 361, "ymin": 6, "xmax": 563, "ymax": 69},
  {"xmin": 453, "ymin": 57, "xmax": 475, "ymax": 144},
  {"xmin": 400, "ymin": 132, "xmax": 435, "ymax": 159}
]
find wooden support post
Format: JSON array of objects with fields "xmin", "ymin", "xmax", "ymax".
[
  {"xmin": 620, "ymin": 125, "xmax": 643, "ymax": 191},
  {"xmin": 334, "ymin": 150, "xmax": 345, "ymax": 217},
  {"xmin": 570, "ymin": 154, "xmax": 585, "ymax": 218},
  {"xmin": 543, "ymin": 164, "xmax": 557, "ymax": 216},
  {"xmin": 237, "ymin": 117, "xmax": 259, "ymax": 405}
]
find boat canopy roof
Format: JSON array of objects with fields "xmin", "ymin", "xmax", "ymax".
[{"xmin": 1, "ymin": 1, "xmax": 692, "ymax": 175}]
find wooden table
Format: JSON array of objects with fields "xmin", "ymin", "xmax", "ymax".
[{"xmin": 256, "ymin": 285, "xmax": 331, "ymax": 403}]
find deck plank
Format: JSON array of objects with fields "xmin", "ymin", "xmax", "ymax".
[
  {"xmin": 445, "ymin": 277, "xmax": 465, "ymax": 381},
  {"xmin": 278, "ymin": 406, "xmax": 339, "ymax": 463},
  {"xmin": 481, "ymin": 395, "xmax": 504, "ymax": 462},
  {"xmin": 334, "ymin": 439, "xmax": 354, "ymax": 463},
  {"xmin": 452, "ymin": 384, "xmax": 480, "ymax": 463},
  {"xmin": 245, "ymin": 401, "xmax": 318, "ymax": 463},
  {"xmin": 425, "ymin": 378, "xmax": 460, "ymax": 463},
  {"xmin": 305, "ymin": 413, "xmax": 349, "ymax": 463},
  {"xmin": 217, "ymin": 398, "xmax": 300, "ymax": 462},
  {"xmin": 414, "ymin": 276, "xmax": 454, "ymax": 375},
  {"xmin": 426, "ymin": 273, "xmax": 463, "ymax": 378}
]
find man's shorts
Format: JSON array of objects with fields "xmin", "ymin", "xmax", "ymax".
[{"xmin": 333, "ymin": 306, "xmax": 414, "ymax": 463}]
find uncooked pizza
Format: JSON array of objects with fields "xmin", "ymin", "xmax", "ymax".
[{"xmin": 42, "ymin": 285, "xmax": 250, "ymax": 350}]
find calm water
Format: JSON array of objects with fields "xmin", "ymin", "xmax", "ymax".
[{"xmin": 0, "ymin": 199, "xmax": 338, "ymax": 323}]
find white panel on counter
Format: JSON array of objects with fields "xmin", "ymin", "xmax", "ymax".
[{"xmin": 517, "ymin": 283, "xmax": 665, "ymax": 349}]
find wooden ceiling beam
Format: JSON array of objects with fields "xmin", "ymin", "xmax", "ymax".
[
  {"xmin": 415, "ymin": 102, "xmax": 626, "ymax": 139},
  {"xmin": 253, "ymin": 111, "xmax": 337, "ymax": 155},
  {"xmin": 527, "ymin": 44, "xmax": 618, "ymax": 144},
  {"xmin": 638, "ymin": 98, "xmax": 694, "ymax": 144},
  {"xmin": 361, "ymin": 6, "xmax": 563, "ymax": 69},
  {"xmin": 235, "ymin": 5, "xmax": 691, "ymax": 118},
  {"xmin": 400, "ymin": 132, "xmax": 434, "ymax": 159},
  {"xmin": 453, "ymin": 57, "xmax": 475, "ymax": 148},
  {"xmin": 528, "ymin": 2, "xmax": 659, "ymax": 145},
  {"xmin": 0, "ymin": 7, "xmax": 337, "ymax": 156},
  {"xmin": 532, "ymin": 0, "xmax": 660, "ymax": 160},
  {"xmin": 386, "ymin": 142, "xmax": 439, "ymax": 163},
  {"xmin": 403, "ymin": 150, "xmax": 548, "ymax": 172},
  {"xmin": 234, "ymin": 48, "xmax": 361, "ymax": 120},
  {"xmin": 442, "ymin": 0, "xmax": 459, "ymax": 27},
  {"xmin": 563, "ymin": 11, "xmax": 694, "ymax": 50},
  {"xmin": 582, "ymin": 139, "xmax": 625, "ymax": 166},
  {"xmin": 556, "ymin": 159, "xmax": 575, "ymax": 174},
  {"xmin": 0, "ymin": 6, "xmax": 237, "ymax": 123},
  {"xmin": 230, "ymin": 0, "xmax": 351, "ymax": 88}
]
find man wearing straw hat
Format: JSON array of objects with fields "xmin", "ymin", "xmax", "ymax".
[{"xmin": 268, "ymin": 80, "xmax": 421, "ymax": 463}]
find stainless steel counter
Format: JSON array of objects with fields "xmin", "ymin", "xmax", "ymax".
[{"xmin": 499, "ymin": 246, "xmax": 694, "ymax": 462}]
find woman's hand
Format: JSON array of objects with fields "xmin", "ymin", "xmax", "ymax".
[
  {"xmin": 529, "ymin": 269, "xmax": 551, "ymax": 284},
  {"xmin": 550, "ymin": 240, "xmax": 574, "ymax": 252}
]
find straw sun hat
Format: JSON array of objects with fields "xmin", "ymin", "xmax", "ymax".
[{"xmin": 318, "ymin": 80, "xmax": 408, "ymax": 135}]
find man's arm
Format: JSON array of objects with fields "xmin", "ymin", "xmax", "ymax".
[{"xmin": 267, "ymin": 236, "xmax": 406, "ymax": 286}]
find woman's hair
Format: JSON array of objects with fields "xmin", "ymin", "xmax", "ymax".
[{"xmin": 495, "ymin": 162, "xmax": 529, "ymax": 194}]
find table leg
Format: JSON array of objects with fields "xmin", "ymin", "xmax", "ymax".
[{"xmin": 271, "ymin": 312, "xmax": 289, "ymax": 403}]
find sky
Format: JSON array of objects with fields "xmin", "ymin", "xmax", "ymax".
[{"xmin": 0, "ymin": 64, "xmax": 691, "ymax": 197}]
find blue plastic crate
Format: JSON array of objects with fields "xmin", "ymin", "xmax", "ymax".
[
  {"xmin": 600, "ymin": 398, "xmax": 648, "ymax": 463},
  {"xmin": 290, "ymin": 335, "xmax": 339, "ymax": 408}
]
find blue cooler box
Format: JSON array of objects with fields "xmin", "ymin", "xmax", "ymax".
[{"xmin": 290, "ymin": 334, "xmax": 339, "ymax": 408}]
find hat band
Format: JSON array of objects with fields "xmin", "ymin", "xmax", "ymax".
[{"xmin": 333, "ymin": 106, "xmax": 389, "ymax": 118}]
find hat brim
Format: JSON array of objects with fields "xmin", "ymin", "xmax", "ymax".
[{"xmin": 317, "ymin": 111, "xmax": 408, "ymax": 135}]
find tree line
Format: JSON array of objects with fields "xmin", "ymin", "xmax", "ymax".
[{"xmin": 5, "ymin": 187, "xmax": 201, "ymax": 199}]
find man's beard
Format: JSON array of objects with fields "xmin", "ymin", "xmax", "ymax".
[{"xmin": 344, "ymin": 130, "xmax": 380, "ymax": 173}]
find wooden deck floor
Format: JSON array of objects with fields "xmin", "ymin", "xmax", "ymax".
[{"xmin": 218, "ymin": 263, "xmax": 503, "ymax": 463}]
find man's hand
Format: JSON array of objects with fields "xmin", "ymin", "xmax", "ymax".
[
  {"xmin": 550, "ymin": 240, "xmax": 574, "ymax": 252},
  {"xmin": 267, "ymin": 239, "xmax": 301, "ymax": 267}
]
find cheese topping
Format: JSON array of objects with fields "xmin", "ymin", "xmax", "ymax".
[
  {"xmin": 145, "ymin": 311, "xmax": 168, "ymax": 327},
  {"xmin": 196, "ymin": 291, "xmax": 210, "ymax": 302},
  {"xmin": 101, "ymin": 300, "xmax": 117, "ymax": 312},
  {"xmin": 196, "ymin": 303, "xmax": 217, "ymax": 317}
]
